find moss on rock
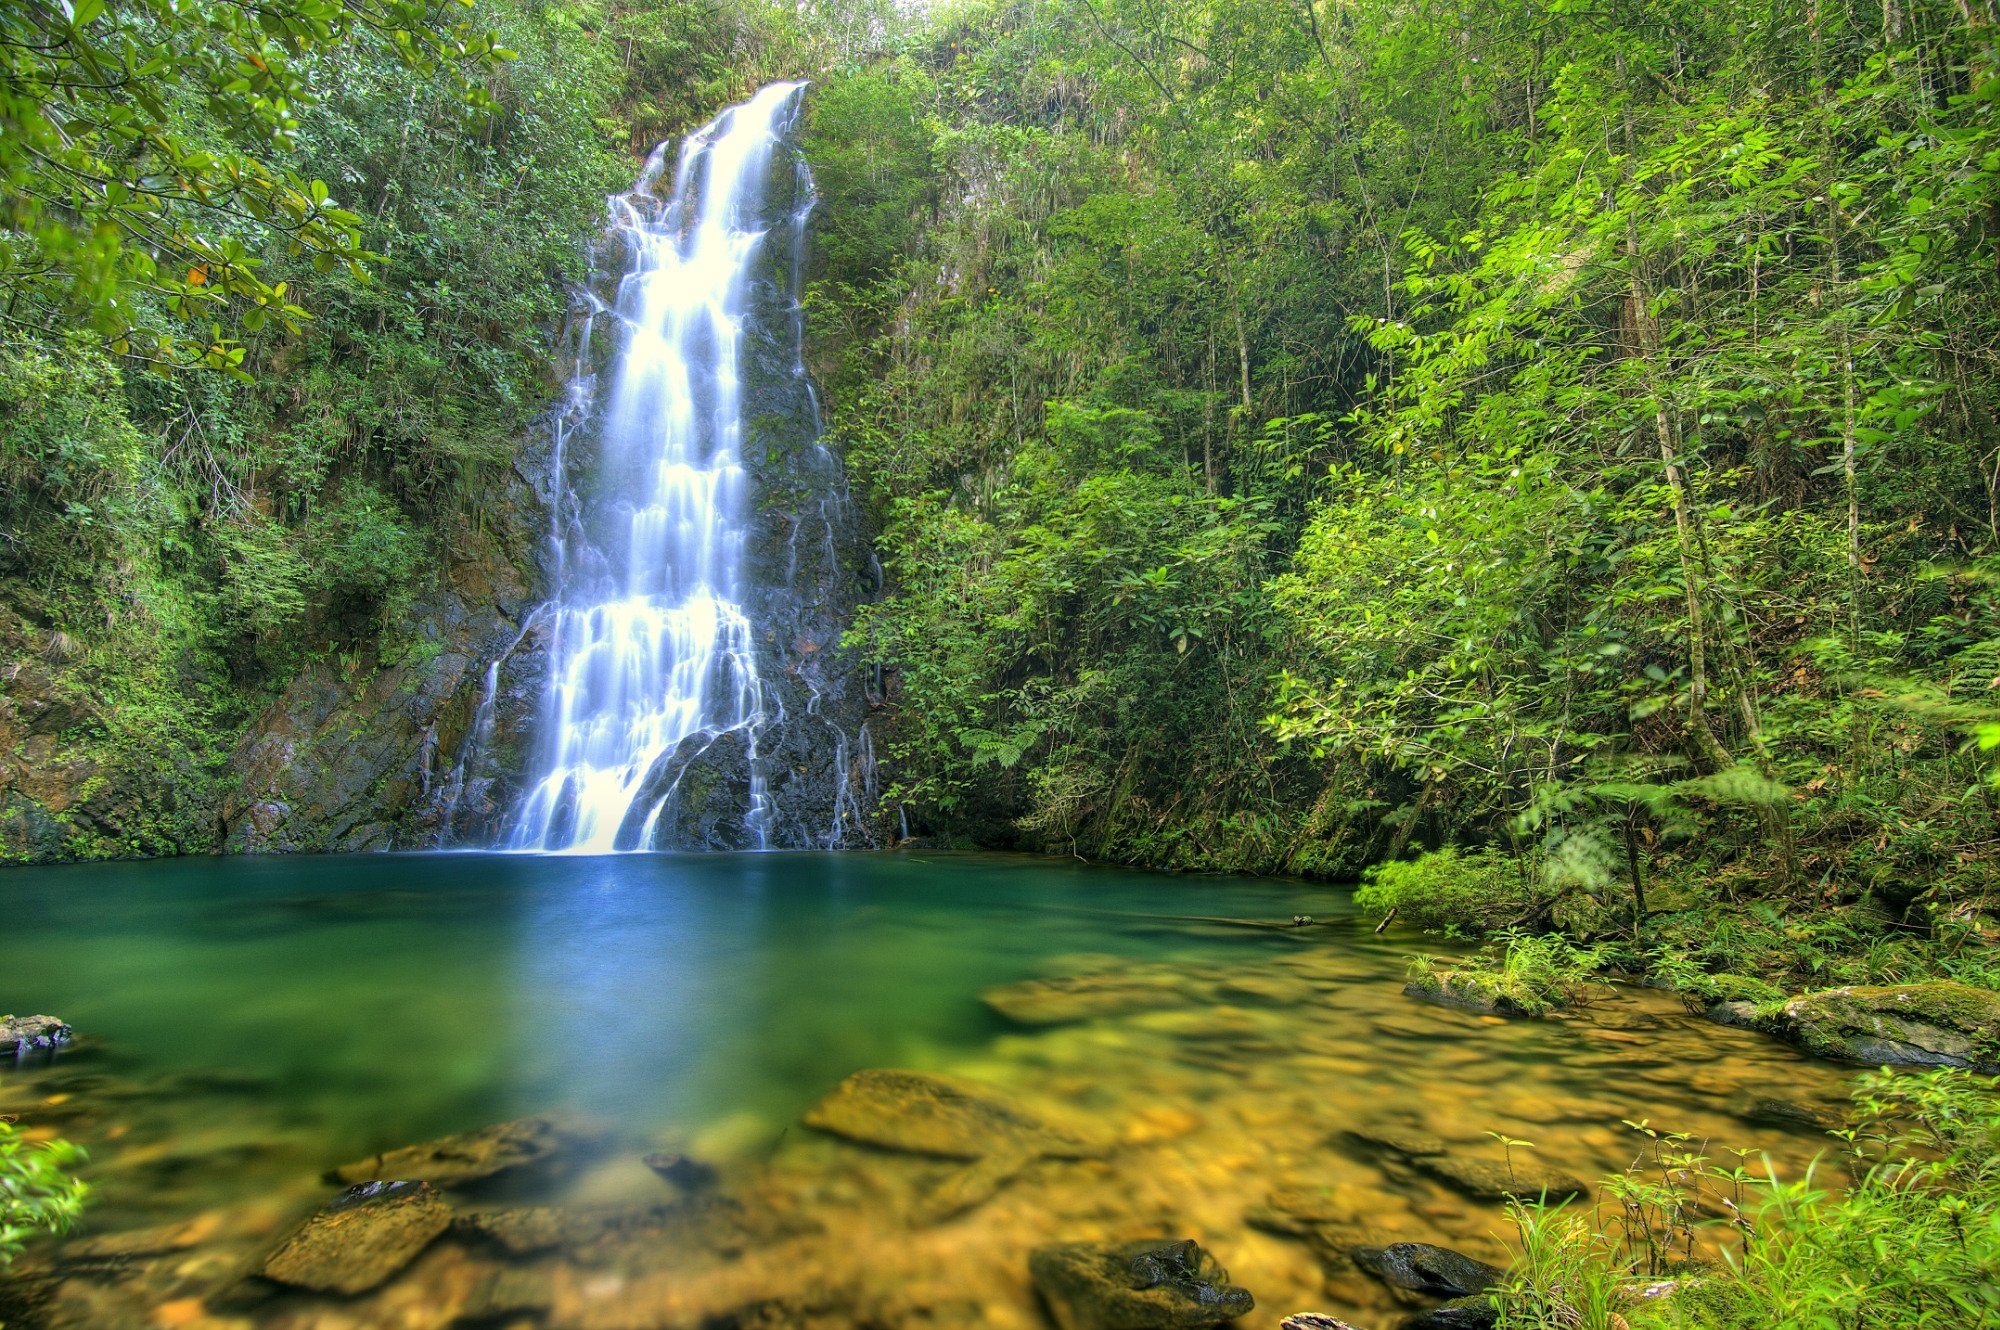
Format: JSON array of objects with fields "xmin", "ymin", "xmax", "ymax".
[{"xmin": 1771, "ymin": 982, "xmax": 2000, "ymax": 1072}]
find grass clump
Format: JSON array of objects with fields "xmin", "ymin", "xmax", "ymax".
[
  {"xmin": 1408, "ymin": 931, "xmax": 1610, "ymax": 1017},
  {"xmin": 1493, "ymin": 1067, "xmax": 2000, "ymax": 1328}
]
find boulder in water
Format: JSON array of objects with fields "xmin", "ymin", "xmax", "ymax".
[
  {"xmin": 1030, "ymin": 1238, "xmax": 1255, "ymax": 1329},
  {"xmin": 330, "ymin": 1115, "xmax": 584, "ymax": 1187},
  {"xmin": 261, "ymin": 1181, "xmax": 450, "ymax": 1295},
  {"xmin": 1769, "ymin": 982, "xmax": 2000, "ymax": 1071},
  {"xmin": 1352, "ymin": 1243, "xmax": 1503, "ymax": 1298},
  {"xmin": 1, "ymin": 1014, "xmax": 71, "ymax": 1054},
  {"xmin": 1281, "ymin": 1317, "xmax": 1367, "ymax": 1330}
]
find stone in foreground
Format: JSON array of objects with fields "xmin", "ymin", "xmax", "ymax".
[
  {"xmin": 1773, "ymin": 982, "xmax": 2000, "ymax": 1072},
  {"xmin": 330, "ymin": 1115, "xmax": 577, "ymax": 1187},
  {"xmin": 1031, "ymin": 1239, "xmax": 1254, "ymax": 1329},
  {"xmin": 1402, "ymin": 1296, "xmax": 1500, "ymax": 1329},
  {"xmin": 1282, "ymin": 1316, "xmax": 1367, "ymax": 1330},
  {"xmin": 1, "ymin": 1014, "xmax": 72, "ymax": 1055},
  {"xmin": 261, "ymin": 1181, "xmax": 450, "ymax": 1295},
  {"xmin": 1353, "ymin": 1242, "xmax": 1503, "ymax": 1298}
]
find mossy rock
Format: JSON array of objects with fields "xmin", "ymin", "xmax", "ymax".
[
  {"xmin": 1403, "ymin": 971, "xmax": 1545, "ymax": 1018},
  {"xmin": 1771, "ymin": 982, "xmax": 2000, "ymax": 1072}
]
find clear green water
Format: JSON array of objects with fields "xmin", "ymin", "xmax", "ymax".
[{"xmin": 0, "ymin": 851, "xmax": 1860, "ymax": 1329}]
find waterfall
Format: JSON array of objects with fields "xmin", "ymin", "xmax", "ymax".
[{"xmin": 506, "ymin": 82, "xmax": 829, "ymax": 854}]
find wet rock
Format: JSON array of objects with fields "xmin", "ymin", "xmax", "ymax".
[
  {"xmin": 802, "ymin": 1069, "xmax": 1096, "ymax": 1160},
  {"xmin": 1402, "ymin": 1296, "xmax": 1499, "ymax": 1329},
  {"xmin": 1412, "ymin": 1156, "xmax": 1589, "ymax": 1203},
  {"xmin": 644, "ymin": 1151, "xmax": 720, "ymax": 1191},
  {"xmin": 1404, "ymin": 974, "xmax": 1536, "ymax": 1018},
  {"xmin": 452, "ymin": 1206, "xmax": 567, "ymax": 1256},
  {"xmin": 1770, "ymin": 983, "xmax": 2000, "ymax": 1072},
  {"xmin": 1, "ymin": 1014, "xmax": 72, "ymax": 1054},
  {"xmin": 1352, "ymin": 1243, "xmax": 1503, "ymax": 1298},
  {"xmin": 983, "ymin": 968, "xmax": 1205, "ymax": 1025},
  {"xmin": 1282, "ymin": 1317, "xmax": 1367, "ymax": 1330},
  {"xmin": 260, "ymin": 1181, "xmax": 450, "ymax": 1295},
  {"xmin": 330, "ymin": 1115, "xmax": 582, "ymax": 1187},
  {"xmin": 1030, "ymin": 1238, "xmax": 1255, "ymax": 1329}
]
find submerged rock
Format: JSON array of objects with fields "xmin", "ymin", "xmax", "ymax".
[
  {"xmin": 261, "ymin": 1181, "xmax": 450, "ymax": 1295},
  {"xmin": 644, "ymin": 1151, "xmax": 720, "ymax": 1191},
  {"xmin": 983, "ymin": 969, "xmax": 1206, "ymax": 1025},
  {"xmin": 1353, "ymin": 1243, "xmax": 1503, "ymax": 1298},
  {"xmin": 1, "ymin": 1014, "xmax": 72, "ymax": 1054},
  {"xmin": 1770, "ymin": 982, "xmax": 2000, "ymax": 1072},
  {"xmin": 1402, "ymin": 1296, "xmax": 1500, "ymax": 1329},
  {"xmin": 802, "ymin": 1069, "xmax": 1095, "ymax": 1160},
  {"xmin": 1740, "ymin": 1096, "xmax": 1846, "ymax": 1132},
  {"xmin": 804, "ymin": 1068, "xmax": 1100, "ymax": 1221},
  {"xmin": 1340, "ymin": 1122, "xmax": 1450, "ymax": 1160},
  {"xmin": 1030, "ymin": 1238, "xmax": 1255, "ymax": 1329},
  {"xmin": 330, "ymin": 1115, "xmax": 584, "ymax": 1187},
  {"xmin": 1412, "ymin": 1155, "xmax": 1589, "ymax": 1203},
  {"xmin": 452, "ymin": 1205, "xmax": 566, "ymax": 1256}
]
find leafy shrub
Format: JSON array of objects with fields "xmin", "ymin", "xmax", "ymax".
[
  {"xmin": 1358, "ymin": 846, "xmax": 1539, "ymax": 936},
  {"xmin": 0, "ymin": 1120, "xmax": 87, "ymax": 1265}
]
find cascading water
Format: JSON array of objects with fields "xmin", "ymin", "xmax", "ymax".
[{"xmin": 496, "ymin": 81, "xmax": 872, "ymax": 854}]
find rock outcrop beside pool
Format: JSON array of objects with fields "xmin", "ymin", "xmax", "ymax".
[
  {"xmin": 1, "ymin": 1013, "xmax": 71, "ymax": 1055},
  {"xmin": 1764, "ymin": 982, "xmax": 2000, "ymax": 1072}
]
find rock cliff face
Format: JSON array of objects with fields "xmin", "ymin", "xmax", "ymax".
[{"xmin": 220, "ymin": 452, "xmax": 554, "ymax": 854}]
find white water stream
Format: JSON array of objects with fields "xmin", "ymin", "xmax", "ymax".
[{"xmin": 509, "ymin": 82, "xmax": 810, "ymax": 853}]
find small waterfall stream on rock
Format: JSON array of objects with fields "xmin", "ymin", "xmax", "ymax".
[{"xmin": 495, "ymin": 81, "xmax": 872, "ymax": 853}]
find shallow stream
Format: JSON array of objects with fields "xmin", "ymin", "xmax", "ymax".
[{"xmin": 0, "ymin": 852, "xmax": 1857, "ymax": 1328}]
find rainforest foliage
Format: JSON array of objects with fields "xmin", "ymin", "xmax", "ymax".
[{"xmin": 791, "ymin": 0, "xmax": 2000, "ymax": 988}]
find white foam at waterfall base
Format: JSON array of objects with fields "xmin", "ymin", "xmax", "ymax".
[{"xmin": 509, "ymin": 81, "xmax": 809, "ymax": 853}]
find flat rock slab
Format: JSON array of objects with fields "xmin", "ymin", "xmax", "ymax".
[
  {"xmin": 802, "ymin": 1068, "xmax": 1096, "ymax": 1160},
  {"xmin": 261, "ymin": 1181, "xmax": 450, "ymax": 1295},
  {"xmin": 1031, "ymin": 1238, "xmax": 1254, "ymax": 1329},
  {"xmin": 1413, "ymin": 1155, "xmax": 1589, "ymax": 1203},
  {"xmin": 1353, "ymin": 1243, "xmax": 1503, "ymax": 1298},
  {"xmin": 331, "ymin": 1115, "xmax": 579, "ymax": 1187},
  {"xmin": 1, "ymin": 1014, "xmax": 72, "ymax": 1054},
  {"xmin": 1776, "ymin": 982, "xmax": 2000, "ymax": 1072}
]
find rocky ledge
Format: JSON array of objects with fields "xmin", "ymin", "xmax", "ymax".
[{"xmin": 0, "ymin": 1013, "xmax": 71, "ymax": 1055}]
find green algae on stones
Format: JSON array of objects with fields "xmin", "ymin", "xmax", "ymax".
[{"xmin": 1769, "ymin": 982, "xmax": 2000, "ymax": 1072}]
